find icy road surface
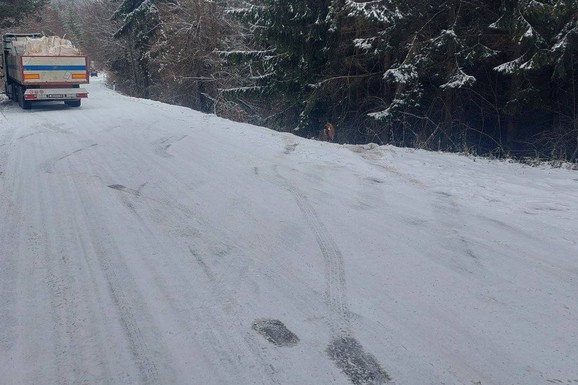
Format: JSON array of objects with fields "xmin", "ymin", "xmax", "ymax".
[{"xmin": 1, "ymin": 78, "xmax": 577, "ymax": 385}]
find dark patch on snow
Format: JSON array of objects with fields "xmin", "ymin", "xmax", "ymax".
[
  {"xmin": 17, "ymin": 132, "xmax": 39, "ymax": 140},
  {"xmin": 154, "ymin": 135, "xmax": 187, "ymax": 158},
  {"xmin": 327, "ymin": 336, "xmax": 390, "ymax": 385},
  {"xmin": 252, "ymin": 319, "xmax": 300, "ymax": 347},
  {"xmin": 365, "ymin": 177, "xmax": 384, "ymax": 184},
  {"xmin": 284, "ymin": 143, "xmax": 298, "ymax": 154},
  {"xmin": 58, "ymin": 144, "xmax": 98, "ymax": 160},
  {"xmin": 109, "ymin": 184, "xmax": 126, "ymax": 191},
  {"xmin": 108, "ymin": 184, "xmax": 141, "ymax": 196},
  {"xmin": 188, "ymin": 247, "xmax": 215, "ymax": 282}
]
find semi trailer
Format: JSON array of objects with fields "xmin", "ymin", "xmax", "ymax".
[{"xmin": 1, "ymin": 33, "xmax": 89, "ymax": 109}]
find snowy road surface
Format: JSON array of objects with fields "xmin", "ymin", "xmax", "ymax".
[{"xmin": 1, "ymin": 78, "xmax": 577, "ymax": 385}]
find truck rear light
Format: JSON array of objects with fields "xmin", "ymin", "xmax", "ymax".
[
  {"xmin": 24, "ymin": 94, "xmax": 38, "ymax": 100},
  {"xmin": 76, "ymin": 93, "xmax": 88, "ymax": 98},
  {"xmin": 24, "ymin": 73, "xmax": 40, "ymax": 80}
]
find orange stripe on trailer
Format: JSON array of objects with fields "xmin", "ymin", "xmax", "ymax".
[
  {"xmin": 24, "ymin": 73, "xmax": 41, "ymax": 80},
  {"xmin": 72, "ymin": 73, "xmax": 86, "ymax": 79}
]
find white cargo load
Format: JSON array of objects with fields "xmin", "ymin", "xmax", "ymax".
[{"xmin": 13, "ymin": 36, "xmax": 81, "ymax": 56}]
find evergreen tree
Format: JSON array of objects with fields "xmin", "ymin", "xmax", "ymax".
[
  {"xmin": 112, "ymin": 0, "xmax": 163, "ymax": 97},
  {"xmin": 69, "ymin": 0, "xmax": 578, "ymax": 160},
  {"xmin": 490, "ymin": 0, "xmax": 578, "ymax": 156},
  {"xmin": 225, "ymin": 0, "xmax": 334, "ymax": 136},
  {"xmin": 342, "ymin": 0, "xmax": 497, "ymax": 147}
]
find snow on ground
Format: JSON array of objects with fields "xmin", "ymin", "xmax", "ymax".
[{"xmin": 0, "ymin": 77, "xmax": 577, "ymax": 385}]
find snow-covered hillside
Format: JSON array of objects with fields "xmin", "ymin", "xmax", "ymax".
[{"xmin": 1, "ymin": 78, "xmax": 577, "ymax": 385}]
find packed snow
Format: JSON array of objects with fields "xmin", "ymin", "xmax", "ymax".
[{"xmin": 0, "ymin": 77, "xmax": 577, "ymax": 385}]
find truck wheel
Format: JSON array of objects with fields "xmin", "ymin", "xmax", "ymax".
[
  {"xmin": 17, "ymin": 86, "xmax": 32, "ymax": 110},
  {"xmin": 9, "ymin": 84, "xmax": 16, "ymax": 101},
  {"xmin": 65, "ymin": 100, "xmax": 81, "ymax": 107},
  {"xmin": 18, "ymin": 87, "xmax": 32, "ymax": 110}
]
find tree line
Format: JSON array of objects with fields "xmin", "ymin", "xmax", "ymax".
[{"xmin": 3, "ymin": 0, "xmax": 578, "ymax": 162}]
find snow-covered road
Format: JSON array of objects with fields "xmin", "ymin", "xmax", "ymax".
[{"xmin": 1, "ymin": 78, "xmax": 577, "ymax": 385}]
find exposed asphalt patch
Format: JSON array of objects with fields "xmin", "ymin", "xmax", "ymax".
[
  {"xmin": 252, "ymin": 319, "xmax": 300, "ymax": 347},
  {"xmin": 327, "ymin": 336, "xmax": 390, "ymax": 385}
]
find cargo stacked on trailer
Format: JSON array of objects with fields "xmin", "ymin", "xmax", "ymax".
[{"xmin": 1, "ymin": 33, "xmax": 89, "ymax": 109}]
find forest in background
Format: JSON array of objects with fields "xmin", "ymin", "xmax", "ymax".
[{"xmin": 2, "ymin": 0, "xmax": 578, "ymax": 162}]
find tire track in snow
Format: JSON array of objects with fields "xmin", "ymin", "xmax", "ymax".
[
  {"xmin": 272, "ymin": 164, "xmax": 349, "ymax": 333},
  {"xmin": 105, "ymin": 181, "xmax": 284, "ymax": 385},
  {"xmin": 289, "ymin": 182, "xmax": 349, "ymax": 334},
  {"xmin": 9, "ymin": 151, "xmax": 130, "ymax": 384},
  {"xmin": 88, "ymin": 189, "xmax": 173, "ymax": 385},
  {"xmin": 40, "ymin": 143, "xmax": 98, "ymax": 173},
  {"xmin": 346, "ymin": 144, "xmax": 426, "ymax": 189},
  {"xmin": 274, "ymin": 165, "xmax": 390, "ymax": 384},
  {"xmin": 0, "ymin": 196, "xmax": 19, "ymax": 354},
  {"xmin": 431, "ymin": 190, "xmax": 485, "ymax": 277},
  {"xmin": 63, "ymin": 171, "xmax": 177, "ymax": 384},
  {"xmin": 152, "ymin": 135, "xmax": 187, "ymax": 158}
]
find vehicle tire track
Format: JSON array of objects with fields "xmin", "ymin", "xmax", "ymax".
[
  {"xmin": 431, "ymin": 190, "xmax": 485, "ymax": 277},
  {"xmin": 152, "ymin": 135, "xmax": 187, "ymax": 158},
  {"xmin": 40, "ymin": 143, "xmax": 98, "ymax": 173},
  {"xmin": 0, "ymin": 196, "xmax": 19, "ymax": 354},
  {"xmin": 291, "ymin": 184, "xmax": 349, "ymax": 333},
  {"xmin": 84, "ymin": 225, "xmax": 163, "ymax": 385},
  {"xmin": 104, "ymin": 183, "xmax": 283, "ymax": 385},
  {"xmin": 74, "ymin": 184, "xmax": 179, "ymax": 385},
  {"xmin": 274, "ymin": 165, "xmax": 390, "ymax": 384},
  {"xmin": 273, "ymin": 165, "xmax": 349, "ymax": 333},
  {"xmin": 346, "ymin": 144, "xmax": 426, "ymax": 189}
]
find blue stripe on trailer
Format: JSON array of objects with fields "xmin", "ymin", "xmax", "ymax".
[{"xmin": 23, "ymin": 65, "xmax": 87, "ymax": 71}]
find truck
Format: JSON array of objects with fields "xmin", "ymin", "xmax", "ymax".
[{"xmin": 1, "ymin": 33, "xmax": 89, "ymax": 109}]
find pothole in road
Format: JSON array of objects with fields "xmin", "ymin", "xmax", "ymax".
[
  {"xmin": 252, "ymin": 319, "xmax": 300, "ymax": 347},
  {"xmin": 327, "ymin": 336, "xmax": 390, "ymax": 385}
]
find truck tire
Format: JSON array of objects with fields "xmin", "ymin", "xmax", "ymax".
[
  {"xmin": 17, "ymin": 86, "xmax": 32, "ymax": 110},
  {"xmin": 8, "ymin": 83, "xmax": 16, "ymax": 101},
  {"xmin": 65, "ymin": 100, "xmax": 81, "ymax": 107}
]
